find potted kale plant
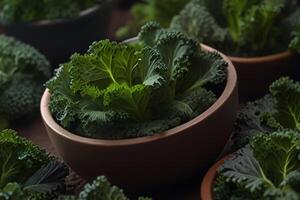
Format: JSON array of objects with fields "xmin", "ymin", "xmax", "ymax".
[
  {"xmin": 170, "ymin": 0, "xmax": 300, "ymax": 100},
  {"xmin": 201, "ymin": 77, "xmax": 300, "ymax": 199},
  {"xmin": 41, "ymin": 22, "xmax": 238, "ymax": 190},
  {"xmin": 115, "ymin": 0, "xmax": 189, "ymax": 39},
  {"xmin": 0, "ymin": 0, "xmax": 113, "ymax": 67},
  {"xmin": 0, "ymin": 35, "xmax": 51, "ymax": 130}
]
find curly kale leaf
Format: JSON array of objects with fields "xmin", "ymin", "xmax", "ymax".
[
  {"xmin": 232, "ymin": 95, "xmax": 277, "ymax": 149},
  {"xmin": 251, "ymin": 131, "xmax": 300, "ymax": 187},
  {"xmin": 103, "ymin": 83, "xmax": 152, "ymax": 122},
  {"xmin": 269, "ymin": 77, "xmax": 300, "ymax": 131},
  {"xmin": 170, "ymin": 0, "xmax": 228, "ymax": 45},
  {"xmin": 220, "ymin": 147, "xmax": 269, "ymax": 193},
  {"xmin": 138, "ymin": 22, "xmax": 167, "ymax": 47},
  {"xmin": 155, "ymin": 32, "xmax": 198, "ymax": 81}
]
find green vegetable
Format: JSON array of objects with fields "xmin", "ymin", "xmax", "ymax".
[
  {"xmin": 116, "ymin": 0, "xmax": 189, "ymax": 39},
  {"xmin": 58, "ymin": 176, "xmax": 152, "ymax": 200},
  {"xmin": 0, "ymin": 0, "xmax": 99, "ymax": 23},
  {"xmin": 170, "ymin": 0, "xmax": 300, "ymax": 56},
  {"xmin": 215, "ymin": 130, "xmax": 300, "ymax": 199},
  {"xmin": 0, "ymin": 35, "xmax": 51, "ymax": 129},
  {"xmin": 233, "ymin": 77, "xmax": 300, "ymax": 149},
  {"xmin": 0, "ymin": 129, "xmax": 69, "ymax": 199},
  {"xmin": 47, "ymin": 22, "xmax": 227, "ymax": 139}
]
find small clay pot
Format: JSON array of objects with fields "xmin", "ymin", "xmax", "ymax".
[
  {"xmin": 40, "ymin": 44, "xmax": 238, "ymax": 190},
  {"xmin": 200, "ymin": 155, "xmax": 231, "ymax": 200},
  {"xmin": 1, "ymin": 1, "xmax": 113, "ymax": 68},
  {"xmin": 229, "ymin": 51, "xmax": 295, "ymax": 101}
]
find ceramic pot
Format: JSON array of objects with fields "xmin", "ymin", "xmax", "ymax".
[
  {"xmin": 40, "ymin": 44, "xmax": 238, "ymax": 190},
  {"xmin": 229, "ymin": 51, "xmax": 295, "ymax": 101},
  {"xmin": 200, "ymin": 155, "xmax": 230, "ymax": 200},
  {"xmin": 1, "ymin": 1, "xmax": 113, "ymax": 68}
]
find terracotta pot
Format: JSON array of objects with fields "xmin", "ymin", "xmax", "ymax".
[
  {"xmin": 200, "ymin": 155, "xmax": 231, "ymax": 200},
  {"xmin": 0, "ymin": 1, "xmax": 113, "ymax": 68},
  {"xmin": 40, "ymin": 44, "xmax": 238, "ymax": 190},
  {"xmin": 229, "ymin": 51, "xmax": 295, "ymax": 101}
]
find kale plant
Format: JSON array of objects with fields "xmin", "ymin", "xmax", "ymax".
[
  {"xmin": 116, "ymin": 0, "xmax": 189, "ymax": 39},
  {"xmin": 46, "ymin": 22, "xmax": 227, "ymax": 139},
  {"xmin": 0, "ymin": 0, "xmax": 99, "ymax": 23},
  {"xmin": 0, "ymin": 35, "xmax": 51, "ymax": 130},
  {"xmin": 58, "ymin": 176, "xmax": 151, "ymax": 200},
  {"xmin": 215, "ymin": 130, "xmax": 300, "ymax": 199},
  {"xmin": 170, "ymin": 0, "xmax": 300, "ymax": 56},
  {"xmin": 233, "ymin": 77, "xmax": 300, "ymax": 149},
  {"xmin": 0, "ymin": 129, "xmax": 69, "ymax": 200}
]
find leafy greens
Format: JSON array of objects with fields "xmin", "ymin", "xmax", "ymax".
[
  {"xmin": 170, "ymin": 0, "xmax": 300, "ymax": 56},
  {"xmin": 47, "ymin": 22, "xmax": 227, "ymax": 139},
  {"xmin": 233, "ymin": 77, "xmax": 300, "ymax": 149},
  {"xmin": 215, "ymin": 130, "xmax": 300, "ymax": 199},
  {"xmin": 0, "ymin": 129, "xmax": 69, "ymax": 200}
]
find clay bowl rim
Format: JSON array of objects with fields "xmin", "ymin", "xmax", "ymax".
[
  {"xmin": 40, "ymin": 44, "xmax": 237, "ymax": 147},
  {"xmin": 229, "ymin": 50, "xmax": 294, "ymax": 64},
  {"xmin": 200, "ymin": 155, "xmax": 232, "ymax": 200},
  {"xmin": 1, "ymin": 1, "xmax": 110, "ymax": 27}
]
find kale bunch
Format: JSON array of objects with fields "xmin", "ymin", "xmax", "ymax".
[
  {"xmin": 170, "ymin": 0, "xmax": 300, "ymax": 56},
  {"xmin": 233, "ymin": 77, "xmax": 300, "ymax": 149},
  {"xmin": 0, "ymin": 129, "xmax": 69, "ymax": 200},
  {"xmin": 0, "ymin": 0, "xmax": 99, "ymax": 24},
  {"xmin": 116, "ymin": 0, "xmax": 189, "ymax": 39},
  {"xmin": 59, "ymin": 176, "xmax": 151, "ymax": 200},
  {"xmin": 47, "ymin": 22, "xmax": 227, "ymax": 139},
  {"xmin": 0, "ymin": 35, "xmax": 51, "ymax": 129},
  {"xmin": 215, "ymin": 130, "xmax": 300, "ymax": 199}
]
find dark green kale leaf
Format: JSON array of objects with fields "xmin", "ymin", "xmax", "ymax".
[{"xmin": 232, "ymin": 95, "xmax": 277, "ymax": 149}]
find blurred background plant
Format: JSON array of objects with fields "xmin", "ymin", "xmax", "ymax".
[
  {"xmin": 0, "ymin": 0, "xmax": 99, "ymax": 23},
  {"xmin": 116, "ymin": 0, "xmax": 189, "ymax": 39}
]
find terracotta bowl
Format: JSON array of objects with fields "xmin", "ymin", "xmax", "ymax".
[
  {"xmin": 229, "ymin": 51, "xmax": 295, "ymax": 101},
  {"xmin": 200, "ymin": 155, "xmax": 230, "ymax": 200},
  {"xmin": 1, "ymin": 1, "xmax": 113, "ymax": 67},
  {"xmin": 40, "ymin": 44, "xmax": 238, "ymax": 190}
]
